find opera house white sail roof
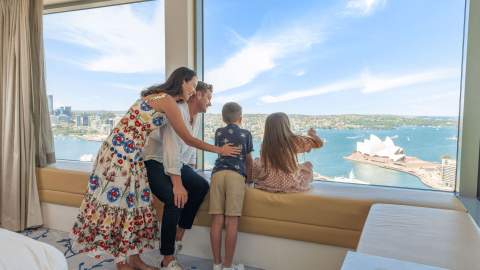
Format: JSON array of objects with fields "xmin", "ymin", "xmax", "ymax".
[{"xmin": 357, "ymin": 135, "xmax": 405, "ymax": 161}]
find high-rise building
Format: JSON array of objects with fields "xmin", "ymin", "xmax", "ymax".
[
  {"xmin": 64, "ymin": 106, "xmax": 72, "ymax": 117},
  {"xmin": 76, "ymin": 115, "xmax": 82, "ymax": 127},
  {"xmin": 48, "ymin": 95, "xmax": 53, "ymax": 115},
  {"xmin": 441, "ymin": 158, "xmax": 456, "ymax": 187},
  {"xmin": 82, "ymin": 115, "xmax": 89, "ymax": 127},
  {"xmin": 106, "ymin": 119, "xmax": 114, "ymax": 132}
]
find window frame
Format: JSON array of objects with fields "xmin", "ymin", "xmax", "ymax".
[{"xmin": 43, "ymin": 0, "xmax": 152, "ymax": 14}]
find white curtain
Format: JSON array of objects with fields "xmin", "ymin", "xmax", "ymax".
[{"xmin": 0, "ymin": 0, "xmax": 55, "ymax": 231}]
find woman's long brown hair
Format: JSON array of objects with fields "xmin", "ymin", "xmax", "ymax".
[
  {"xmin": 140, "ymin": 67, "xmax": 196, "ymax": 97},
  {"xmin": 261, "ymin": 112, "xmax": 298, "ymax": 174}
]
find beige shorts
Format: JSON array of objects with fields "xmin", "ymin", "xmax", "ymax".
[{"xmin": 209, "ymin": 170, "xmax": 246, "ymax": 216}]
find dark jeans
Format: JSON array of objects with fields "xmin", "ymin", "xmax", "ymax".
[{"xmin": 145, "ymin": 160, "xmax": 209, "ymax": 256}]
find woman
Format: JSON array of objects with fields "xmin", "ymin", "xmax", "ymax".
[
  {"xmin": 252, "ymin": 112, "xmax": 323, "ymax": 193},
  {"xmin": 71, "ymin": 67, "xmax": 239, "ymax": 270}
]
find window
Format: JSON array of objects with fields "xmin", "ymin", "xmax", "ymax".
[
  {"xmin": 44, "ymin": 0, "xmax": 165, "ymax": 162},
  {"xmin": 203, "ymin": 0, "xmax": 465, "ymax": 191}
]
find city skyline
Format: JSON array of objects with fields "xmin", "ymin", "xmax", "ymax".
[{"xmin": 48, "ymin": 93, "xmax": 458, "ymax": 146}]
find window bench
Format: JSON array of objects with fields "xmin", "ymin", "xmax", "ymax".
[{"xmin": 36, "ymin": 166, "xmax": 466, "ymax": 249}]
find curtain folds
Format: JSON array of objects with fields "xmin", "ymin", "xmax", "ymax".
[{"xmin": 0, "ymin": 0, "xmax": 55, "ymax": 231}]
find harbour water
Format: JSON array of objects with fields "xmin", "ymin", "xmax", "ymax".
[{"xmin": 54, "ymin": 126, "xmax": 458, "ymax": 190}]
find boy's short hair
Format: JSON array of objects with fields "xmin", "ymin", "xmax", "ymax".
[{"xmin": 222, "ymin": 102, "xmax": 242, "ymax": 124}]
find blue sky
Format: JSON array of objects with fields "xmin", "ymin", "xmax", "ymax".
[{"xmin": 44, "ymin": 0, "xmax": 465, "ymax": 116}]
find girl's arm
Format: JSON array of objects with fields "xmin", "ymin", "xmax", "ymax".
[
  {"xmin": 293, "ymin": 128, "xmax": 323, "ymax": 154},
  {"xmin": 307, "ymin": 128, "xmax": 324, "ymax": 148},
  {"xmin": 147, "ymin": 94, "xmax": 240, "ymax": 156}
]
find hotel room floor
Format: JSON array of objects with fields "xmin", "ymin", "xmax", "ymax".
[{"xmin": 23, "ymin": 227, "xmax": 262, "ymax": 270}]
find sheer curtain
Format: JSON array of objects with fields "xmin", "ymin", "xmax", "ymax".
[{"xmin": 0, "ymin": 0, "xmax": 56, "ymax": 231}]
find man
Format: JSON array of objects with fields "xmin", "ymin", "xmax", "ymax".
[{"xmin": 143, "ymin": 82, "xmax": 213, "ymax": 270}]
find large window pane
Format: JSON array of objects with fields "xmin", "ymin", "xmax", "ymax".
[
  {"xmin": 44, "ymin": 0, "xmax": 165, "ymax": 162},
  {"xmin": 204, "ymin": 0, "xmax": 464, "ymax": 191}
]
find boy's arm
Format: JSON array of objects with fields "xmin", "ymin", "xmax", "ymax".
[
  {"xmin": 246, "ymin": 153, "xmax": 254, "ymax": 182},
  {"xmin": 245, "ymin": 131, "xmax": 254, "ymax": 182}
]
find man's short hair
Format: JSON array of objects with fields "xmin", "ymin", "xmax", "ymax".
[
  {"xmin": 196, "ymin": 81, "xmax": 213, "ymax": 93},
  {"xmin": 222, "ymin": 102, "xmax": 242, "ymax": 124}
]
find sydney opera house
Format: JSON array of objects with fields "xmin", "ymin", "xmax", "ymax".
[{"xmin": 356, "ymin": 135, "xmax": 406, "ymax": 162}]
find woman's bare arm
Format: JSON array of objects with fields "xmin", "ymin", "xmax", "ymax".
[{"xmin": 146, "ymin": 94, "xmax": 240, "ymax": 156}]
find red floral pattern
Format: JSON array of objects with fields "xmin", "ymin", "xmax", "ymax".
[{"xmin": 71, "ymin": 97, "xmax": 167, "ymax": 263}]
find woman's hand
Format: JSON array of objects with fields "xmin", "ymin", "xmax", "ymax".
[{"xmin": 219, "ymin": 143, "xmax": 241, "ymax": 157}]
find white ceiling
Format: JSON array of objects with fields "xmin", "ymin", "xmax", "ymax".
[{"xmin": 44, "ymin": 0, "xmax": 80, "ymax": 5}]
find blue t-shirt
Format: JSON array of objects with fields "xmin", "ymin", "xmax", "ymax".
[{"xmin": 212, "ymin": 124, "xmax": 253, "ymax": 177}]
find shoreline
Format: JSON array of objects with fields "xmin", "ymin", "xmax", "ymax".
[
  {"xmin": 344, "ymin": 152, "xmax": 452, "ymax": 191},
  {"xmin": 53, "ymin": 134, "xmax": 456, "ymax": 192},
  {"xmin": 55, "ymin": 134, "xmax": 105, "ymax": 142}
]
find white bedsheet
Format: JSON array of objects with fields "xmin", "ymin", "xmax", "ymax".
[{"xmin": 0, "ymin": 228, "xmax": 67, "ymax": 270}]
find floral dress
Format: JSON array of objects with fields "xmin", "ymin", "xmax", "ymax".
[{"xmin": 71, "ymin": 95, "xmax": 168, "ymax": 262}]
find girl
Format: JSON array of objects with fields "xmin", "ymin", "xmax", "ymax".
[
  {"xmin": 253, "ymin": 112, "xmax": 323, "ymax": 193},
  {"xmin": 71, "ymin": 67, "xmax": 239, "ymax": 270}
]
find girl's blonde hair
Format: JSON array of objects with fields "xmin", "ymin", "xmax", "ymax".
[{"xmin": 260, "ymin": 112, "xmax": 298, "ymax": 173}]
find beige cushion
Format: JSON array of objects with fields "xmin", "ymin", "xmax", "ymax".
[
  {"xmin": 308, "ymin": 181, "xmax": 466, "ymax": 212},
  {"xmin": 357, "ymin": 204, "xmax": 480, "ymax": 270},
  {"xmin": 37, "ymin": 167, "xmax": 466, "ymax": 249}
]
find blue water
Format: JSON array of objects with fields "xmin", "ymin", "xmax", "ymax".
[
  {"xmin": 55, "ymin": 126, "xmax": 458, "ymax": 190},
  {"xmin": 54, "ymin": 135, "xmax": 102, "ymax": 161},
  {"xmin": 304, "ymin": 127, "xmax": 458, "ymax": 187}
]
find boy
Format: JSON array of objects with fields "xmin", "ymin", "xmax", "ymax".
[{"xmin": 209, "ymin": 102, "xmax": 253, "ymax": 270}]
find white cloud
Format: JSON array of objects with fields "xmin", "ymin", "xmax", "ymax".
[
  {"xmin": 261, "ymin": 79, "xmax": 361, "ymax": 103},
  {"xmin": 345, "ymin": 0, "xmax": 386, "ymax": 16},
  {"xmin": 206, "ymin": 26, "xmax": 324, "ymax": 93},
  {"xmin": 361, "ymin": 68, "xmax": 458, "ymax": 93},
  {"xmin": 261, "ymin": 67, "xmax": 459, "ymax": 103},
  {"xmin": 44, "ymin": 1, "xmax": 165, "ymax": 74},
  {"xmin": 294, "ymin": 70, "xmax": 306, "ymax": 76},
  {"xmin": 226, "ymin": 28, "xmax": 249, "ymax": 46},
  {"xmin": 205, "ymin": 1, "xmax": 388, "ymax": 94}
]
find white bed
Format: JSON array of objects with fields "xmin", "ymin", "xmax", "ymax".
[{"xmin": 0, "ymin": 228, "xmax": 68, "ymax": 270}]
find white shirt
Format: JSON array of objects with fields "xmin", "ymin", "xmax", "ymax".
[{"xmin": 143, "ymin": 102, "xmax": 201, "ymax": 175}]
